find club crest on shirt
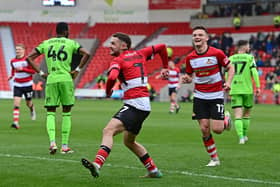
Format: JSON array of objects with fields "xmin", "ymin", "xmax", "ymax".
[{"xmin": 206, "ymin": 59, "xmax": 213, "ymax": 64}]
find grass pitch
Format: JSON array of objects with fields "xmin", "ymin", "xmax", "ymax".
[{"xmin": 0, "ymin": 99, "xmax": 279, "ymax": 187}]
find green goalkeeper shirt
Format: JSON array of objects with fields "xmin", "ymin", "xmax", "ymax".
[
  {"xmin": 229, "ymin": 53, "xmax": 260, "ymax": 95},
  {"xmin": 36, "ymin": 37, "xmax": 81, "ymax": 84}
]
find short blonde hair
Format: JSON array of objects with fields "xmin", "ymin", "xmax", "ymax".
[{"xmin": 16, "ymin": 43, "xmax": 25, "ymax": 49}]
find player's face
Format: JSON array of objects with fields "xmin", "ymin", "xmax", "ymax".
[
  {"xmin": 168, "ymin": 61, "xmax": 175, "ymax": 69},
  {"xmin": 109, "ymin": 37, "xmax": 122, "ymax": 56},
  {"xmin": 15, "ymin": 46, "xmax": 25, "ymax": 58},
  {"xmin": 109, "ymin": 37, "xmax": 128, "ymax": 57},
  {"xmin": 192, "ymin": 29, "xmax": 209, "ymax": 48}
]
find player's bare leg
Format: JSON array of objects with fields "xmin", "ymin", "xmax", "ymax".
[
  {"xmin": 82, "ymin": 118, "xmax": 124, "ymax": 178},
  {"xmin": 26, "ymin": 99, "xmax": 36, "ymax": 120},
  {"xmin": 123, "ymin": 131, "xmax": 162, "ymax": 178},
  {"xmin": 199, "ymin": 119, "xmax": 220, "ymax": 166}
]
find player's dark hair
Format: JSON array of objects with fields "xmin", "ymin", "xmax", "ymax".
[
  {"xmin": 192, "ymin": 26, "xmax": 209, "ymax": 34},
  {"xmin": 112, "ymin": 32, "xmax": 131, "ymax": 49},
  {"xmin": 237, "ymin": 40, "xmax": 249, "ymax": 47},
  {"xmin": 56, "ymin": 22, "xmax": 69, "ymax": 35}
]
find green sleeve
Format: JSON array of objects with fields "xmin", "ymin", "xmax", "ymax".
[
  {"xmin": 73, "ymin": 40, "xmax": 81, "ymax": 54},
  {"xmin": 250, "ymin": 58, "xmax": 260, "ymax": 88},
  {"xmin": 36, "ymin": 41, "xmax": 46, "ymax": 54}
]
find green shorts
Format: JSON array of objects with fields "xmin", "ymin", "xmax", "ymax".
[
  {"xmin": 230, "ymin": 94, "xmax": 253, "ymax": 109},
  {"xmin": 45, "ymin": 81, "xmax": 74, "ymax": 107}
]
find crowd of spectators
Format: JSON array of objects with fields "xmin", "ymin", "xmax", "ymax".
[
  {"xmin": 206, "ymin": 2, "xmax": 280, "ymax": 18},
  {"xmin": 208, "ymin": 32, "xmax": 234, "ymax": 56},
  {"xmin": 92, "ymin": 30, "xmax": 280, "ymax": 103},
  {"xmin": 204, "ymin": 30, "xmax": 280, "ymax": 104},
  {"xmin": 204, "ymin": 31, "xmax": 280, "ymax": 68},
  {"xmin": 250, "ymin": 32, "xmax": 280, "ymax": 67}
]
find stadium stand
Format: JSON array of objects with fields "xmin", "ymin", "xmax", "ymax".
[
  {"xmin": 0, "ymin": 20, "xmax": 279, "ymax": 103},
  {"xmin": 77, "ymin": 22, "xmax": 193, "ymax": 88},
  {"xmin": 0, "ymin": 40, "xmax": 10, "ymax": 90}
]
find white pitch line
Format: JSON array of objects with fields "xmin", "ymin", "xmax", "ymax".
[{"xmin": 0, "ymin": 153, "xmax": 280, "ymax": 186}]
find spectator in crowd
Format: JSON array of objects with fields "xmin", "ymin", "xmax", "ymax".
[
  {"xmin": 274, "ymin": 65, "xmax": 280, "ymax": 76},
  {"xmin": 221, "ymin": 32, "xmax": 233, "ymax": 52},
  {"xmin": 233, "ymin": 14, "xmax": 241, "ymax": 30},
  {"xmin": 255, "ymin": 3, "xmax": 264, "ymax": 15},
  {"xmin": 96, "ymin": 72, "xmax": 107, "ymax": 83},
  {"xmin": 273, "ymin": 15, "xmax": 280, "ymax": 28},
  {"xmin": 256, "ymin": 56, "xmax": 265, "ymax": 67},
  {"xmin": 265, "ymin": 71, "xmax": 277, "ymax": 89},
  {"xmin": 97, "ymin": 79, "xmax": 106, "ymax": 90},
  {"xmin": 270, "ymin": 57, "xmax": 277, "ymax": 67},
  {"xmin": 208, "ymin": 34, "xmax": 220, "ymax": 48}
]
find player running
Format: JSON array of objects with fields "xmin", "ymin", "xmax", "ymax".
[
  {"xmin": 27, "ymin": 22, "xmax": 90, "ymax": 154},
  {"xmin": 8, "ymin": 44, "xmax": 36, "ymax": 129},
  {"xmin": 166, "ymin": 60, "xmax": 181, "ymax": 113},
  {"xmin": 81, "ymin": 32, "xmax": 169, "ymax": 178},
  {"xmin": 182, "ymin": 26, "xmax": 234, "ymax": 167}
]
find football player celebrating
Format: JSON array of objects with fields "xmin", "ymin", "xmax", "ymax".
[{"xmin": 81, "ymin": 32, "xmax": 169, "ymax": 178}]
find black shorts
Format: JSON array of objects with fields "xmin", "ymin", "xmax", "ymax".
[
  {"xmin": 13, "ymin": 86, "xmax": 33, "ymax": 100},
  {"xmin": 193, "ymin": 97, "xmax": 224, "ymax": 120},
  {"xmin": 168, "ymin": 87, "xmax": 177, "ymax": 96},
  {"xmin": 113, "ymin": 104, "xmax": 150, "ymax": 135}
]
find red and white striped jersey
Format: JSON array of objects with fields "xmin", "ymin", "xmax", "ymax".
[
  {"xmin": 168, "ymin": 67, "xmax": 180, "ymax": 88},
  {"xmin": 10, "ymin": 57, "xmax": 36, "ymax": 87},
  {"xmin": 185, "ymin": 46, "xmax": 229, "ymax": 100},
  {"xmin": 106, "ymin": 44, "xmax": 168, "ymax": 111}
]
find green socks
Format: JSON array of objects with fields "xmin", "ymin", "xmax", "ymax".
[
  {"xmin": 62, "ymin": 112, "xmax": 71, "ymax": 145},
  {"xmin": 46, "ymin": 112, "xmax": 56, "ymax": 142},
  {"xmin": 242, "ymin": 117, "xmax": 250, "ymax": 137},
  {"xmin": 234, "ymin": 118, "xmax": 243, "ymax": 139}
]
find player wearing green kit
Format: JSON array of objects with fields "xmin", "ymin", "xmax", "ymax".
[
  {"xmin": 229, "ymin": 40, "xmax": 260, "ymax": 144},
  {"xmin": 27, "ymin": 22, "xmax": 90, "ymax": 154}
]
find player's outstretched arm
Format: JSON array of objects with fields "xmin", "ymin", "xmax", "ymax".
[
  {"xmin": 140, "ymin": 44, "xmax": 168, "ymax": 69},
  {"xmin": 27, "ymin": 49, "xmax": 47, "ymax": 78},
  {"xmin": 70, "ymin": 47, "xmax": 90, "ymax": 79}
]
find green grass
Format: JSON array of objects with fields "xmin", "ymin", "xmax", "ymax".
[{"xmin": 0, "ymin": 99, "xmax": 279, "ymax": 187}]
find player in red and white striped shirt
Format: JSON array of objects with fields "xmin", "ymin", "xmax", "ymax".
[
  {"xmin": 156, "ymin": 59, "xmax": 181, "ymax": 113},
  {"xmin": 82, "ymin": 32, "xmax": 169, "ymax": 178},
  {"xmin": 182, "ymin": 26, "xmax": 234, "ymax": 167},
  {"xmin": 167, "ymin": 60, "xmax": 181, "ymax": 113},
  {"xmin": 8, "ymin": 44, "xmax": 36, "ymax": 129}
]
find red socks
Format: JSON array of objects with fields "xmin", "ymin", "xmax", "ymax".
[{"xmin": 203, "ymin": 134, "xmax": 218, "ymax": 159}]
